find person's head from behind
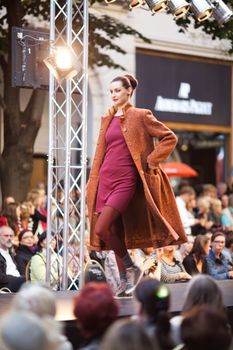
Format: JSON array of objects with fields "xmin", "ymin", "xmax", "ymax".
[
  {"xmin": 182, "ymin": 274, "xmax": 224, "ymax": 314},
  {"xmin": 101, "ymin": 319, "xmax": 154, "ymax": 350},
  {"xmin": 110, "ymin": 75, "xmax": 138, "ymax": 109},
  {"xmin": 12, "ymin": 283, "xmax": 56, "ymax": 318},
  {"xmin": 73, "ymin": 282, "xmax": 118, "ymax": 339},
  {"xmin": 135, "ymin": 278, "xmax": 174, "ymax": 350},
  {"xmin": 0, "ymin": 311, "xmax": 52, "ymax": 350},
  {"xmin": 181, "ymin": 305, "xmax": 232, "ymax": 350},
  {"xmin": 135, "ymin": 278, "xmax": 170, "ymax": 323}
]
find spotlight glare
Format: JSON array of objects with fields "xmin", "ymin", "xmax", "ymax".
[
  {"xmin": 129, "ymin": 0, "xmax": 145, "ymax": 9},
  {"xmin": 212, "ymin": 0, "xmax": 233, "ymax": 25},
  {"xmin": 43, "ymin": 46, "xmax": 78, "ymax": 82},
  {"xmin": 190, "ymin": 0, "xmax": 213, "ymax": 22},
  {"xmin": 167, "ymin": 0, "xmax": 190, "ymax": 18},
  {"xmin": 145, "ymin": 0, "xmax": 168, "ymax": 13},
  {"xmin": 55, "ymin": 47, "xmax": 73, "ymax": 71}
]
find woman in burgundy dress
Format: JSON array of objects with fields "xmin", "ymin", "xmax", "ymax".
[{"xmin": 87, "ymin": 75, "xmax": 186, "ymax": 296}]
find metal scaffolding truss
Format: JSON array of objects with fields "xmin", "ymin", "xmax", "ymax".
[{"xmin": 46, "ymin": 0, "xmax": 88, "ymax": 290}]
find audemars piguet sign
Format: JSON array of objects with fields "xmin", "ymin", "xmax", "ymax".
[{"xmin": 136, "ymin": 51, "xmax": 232, "ymax": 126}]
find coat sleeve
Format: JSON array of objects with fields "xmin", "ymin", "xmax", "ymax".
[{"xmin": 143, "ymin": 110, "xmax": 177, "ymax": 168}]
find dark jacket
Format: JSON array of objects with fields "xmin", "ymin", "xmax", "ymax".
[
  {"xmin": 0, "ymin": 251, "xmax": 26, "ymax": 292},
  {"xmin": 183, "ymin": 253, "xmax": 208, "ymax": 276},
  {"xmin": 31, "ymin": 209, "xmax": 47, "ymax": 234},
  {"xmin": 15, "ymin": 245, "xmax": 35, "ymax": 275},
  {"xmin": 0, "ymin": 253, "xmax": 10, "ymax": 286}
]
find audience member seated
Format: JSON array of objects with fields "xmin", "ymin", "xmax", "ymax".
[
  {"xmin": 170, "ymin": 274, "xmax": 226, "ymax": 346},
  {"xmin": 12, "ymin": 283, "xmax": 72, "ymax": 350},
  {"xmin": 200, "ymin": 184, "xmax": 217, "ymax": 198},
  {"xmin": 105, "ymin": 248, "xmax": 161, "ymax": 297},
  {"xmin": 224, "ymin": 231, "xmax": 233, "ymax": 268},
  {"xmin": 180, "ymin": 305, "xmax": 232, "ymax": 350},
  {"xmin": 175, "ymin": 186, "xmax": 196, "ymax": 236},
  {"xmin": 208, "ymin": 198, "xmax": 224, "ymax": 232},
  {"xmin": 135, "ymin": 277, "xmax": 174, "ymax": 350},
  {"xmin": 30, "ymin": 231, "xmax": 61, "ymax": 290},
  {"xmin": 0, "ymin": 201, "xmax": 19, "ymax": 237},
  {"xmin": 206, "ymin": 232, "xmax": 233, "ymax": 280},
  {"xmin": 101, "ymin": 319, "xmax": 154, "ymax": 350},
  {"xmin": 27, "ymin": 189, "xmax": 47, "ymax": 235},
  {"xmin": 221, "ymin": 193, "xmax": 233, "ymax": 232},
  {"xmin": 176, "ymin": 236, "xmax": 194, "ymax": 262},
  {"xmin": 73, "ymin": 282, "xmax": 118, "ymax": 350},
  {"xmin": 0, "ymin": 226, "xmax": 25, "ymax": 292},
  {"xmin": 191, "ymin": 197, "xmax": 213, "ymax": 236},
  {"xmin": 17, "ymin": 201, "xmax": 34, "ymax": 233},
  {"xmin": 160, "ymin": 246, "xmax": 191, "ymax": 283},
  {"xmin": 15, "ymin": 229, "xmax": 36, "ymax": 276},
  {"xmin": 221, "ymin": 194, "xmax": 229, "ymax": 209},
  {"xmin": 183, "ymin": 235, "xmax": 210, "ymax": 275}
]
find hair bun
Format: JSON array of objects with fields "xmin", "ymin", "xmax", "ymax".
[{"xmin": 124, "ymin": 74, "xmax": 138, "ymax": 90}]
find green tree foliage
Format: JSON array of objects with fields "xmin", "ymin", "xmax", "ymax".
[{"xmin": 0, "ymin": 0, "xmax": 150, "ymax": 202}]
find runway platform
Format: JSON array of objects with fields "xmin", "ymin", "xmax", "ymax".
[{"xmin": 0, "ymin": 280, "xmax": 232, "ymax": 321}]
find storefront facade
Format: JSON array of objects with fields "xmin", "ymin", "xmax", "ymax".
[{"xmin": 136, "ymin": 50, "xmax": 232, "ymax": 184}]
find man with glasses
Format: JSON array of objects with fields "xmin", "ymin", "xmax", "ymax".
[
  {"xmin": 0, "ymin": 226, "xmax": 25, "ymax": 292},
  {"xmin": 206, "ymin": 232, "xmax": 233, "ymax": 280}
]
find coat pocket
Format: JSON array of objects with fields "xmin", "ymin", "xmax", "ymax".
[{"xmin": 144, "ymin": 168, "xmax": 163, "ymax": 211}]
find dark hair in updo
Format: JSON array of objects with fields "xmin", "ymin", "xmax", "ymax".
[{"xmin": 111, "ymin": 74, "xmax": 138, "ymax": 96}]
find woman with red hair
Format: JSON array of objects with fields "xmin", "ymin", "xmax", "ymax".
[{"xmin": 73, "ymin": 282, "xmax": 118, "ymax": 350}]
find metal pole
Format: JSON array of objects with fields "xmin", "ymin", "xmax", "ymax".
[
  {"xmin": 79, "ymin": 0, "xmax": 89, "ymax": 288},
  {"xmin": 62, "ymin": 0, "xmax": 72, "ymax": 290},
  {"xmin": 46, "ymin": 0, "xmax": 89, "ymax": 290},
  {"xmin": 46, "ymin": 0, "xmax": 55, "ymax": 283}
]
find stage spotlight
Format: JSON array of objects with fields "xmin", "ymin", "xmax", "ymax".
[
  {"xmin": 167, "ymin": 0, "xmax": 190, "ymax": 18},
  {"xmin": 44, "ymin": 47, "xmax": 78, "ymax": 81},
  {"xmin": 145, "ymin": 0, "xmax": 168, "ymax": 13},
  {"xmin": 212, "ymin": 0, "xmax": 233, "ymax": 25},
  {"xmin": 129, "ymin": 0, "xmax": 144, "ymax": 9},
  {"xmin": 190, "ymin": 0, "xmax": 213, "ymax": 21}
]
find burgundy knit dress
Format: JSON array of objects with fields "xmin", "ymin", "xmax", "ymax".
[{"xmin": 96, "ymin": 116, "xmax": 139, "ymax": 214}]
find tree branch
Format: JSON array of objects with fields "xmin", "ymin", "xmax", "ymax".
[
  {"xmin": 22, "ymin": 89, "xmax": 46, "ymax": 124},
  {"xmin": 0, "ymin": 93, "xmax": 6, "ymax": 111},
  {"xmin": 0, "ymin": 54, "xmax": 7, "ymax": 72}
]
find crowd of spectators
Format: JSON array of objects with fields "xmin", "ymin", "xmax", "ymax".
[
  {"xmin": 0, "ymin": 180, "xmax": 233, "ymax": 292},
  {"xmin": 0, "ymin": 178, "xmax": 232, "ymax": 349}
]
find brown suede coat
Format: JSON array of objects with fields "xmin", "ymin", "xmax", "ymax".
[{"xmin": 86, "ymin": 103, "xmax": 187, "ymax": 250}]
